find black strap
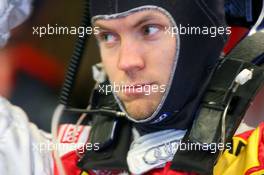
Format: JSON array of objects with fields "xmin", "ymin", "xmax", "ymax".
[
  {"xmin": 77, "ymin": 116, "xmax": 131, "ymax": 170},
  {"xmin": 227, "ymin": 31, "xmax": 264, "ymax": 65},
  {"xmin": 171, "ymin": 30, "xmax": 264, "ymax": 174},
  {"xmin": 171, "ymin": 58, "xmax": 264, "ymax": 174},
  {"xmin": 77, "ymin": 86, "xmax": 131, "ymax": 171}
]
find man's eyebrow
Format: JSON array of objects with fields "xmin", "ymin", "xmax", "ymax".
[
  {"xmin": 94, "ymin": 14, "xmax": 158, "ymax": 30},
  {"xmin": 131, "ymin": 15, "xmax": 157, "ymax": 28},
  {"xmin": 93, "ymin": 23, "xmax": 112, "ymax": 31}
]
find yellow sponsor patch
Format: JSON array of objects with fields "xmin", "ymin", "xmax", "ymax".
[
  {"xmin": 81, "ymin": 171, "xmax": 89, "ymax": 175},
  {"xmin": 214, "ymin": 127, "xmax": 262, "ymax": 175}
]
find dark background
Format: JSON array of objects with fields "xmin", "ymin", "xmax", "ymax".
[{"xmin": 0, "ymin": 0, "xmax": 100, "ymax": 131}]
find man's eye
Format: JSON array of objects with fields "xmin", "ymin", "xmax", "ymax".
[
  {"xmin": 142, "ymin": 25, "xmax": 160, "ymax": 36},
  {"xmin": 98, "ymin": 32, "xmax": 118, "ymax": 44}
]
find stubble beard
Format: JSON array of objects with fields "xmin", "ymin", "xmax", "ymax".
[{"xmin": 120, "ymin": 92, "xmax": 163, "ymax": 120}]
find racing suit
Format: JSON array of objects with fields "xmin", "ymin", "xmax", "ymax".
[{"xmin": 1, "ymin": 96, "xmax": 264, "ymax": 175}]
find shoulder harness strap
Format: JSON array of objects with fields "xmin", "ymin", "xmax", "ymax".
[{"xmin": 171, "ymin": 31, "xmax": 264, "ymax": 175}]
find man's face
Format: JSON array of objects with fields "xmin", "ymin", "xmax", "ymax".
[{"xmin": 94, "ymin": 10, "xmax": 176, "ymax": 120}]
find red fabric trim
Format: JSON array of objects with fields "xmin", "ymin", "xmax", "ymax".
[
  {"xmin": 54, "ymin": 150, "xmax": 82, "ymax": 175},
  {"xmin": 60, "ymin": 125, "xmax": 69, "ymax": 143},
  {"xmin": 222, "ymin": 27, "xmax": 249, "ymax": 55},
  {"xmin": 235, "ymin": 129, "xmax": 254, "ymax": 141},
  {"xmin": 244, "ymin": 122, "xmax": 264, "ymax": 175},
  {"xmin": 53, "ymin": 153, "xmax": 58, "ymax": 175},
  {"xmin": 259, "ymin": 123, "xmax": 264, "ymax": 167},
  {"xmin": 55, "ymin": 158, "xmax": 199, "ymax": 175},
  {"xmin": 76, "ymin": 126, "xmax": 85, "ymax": 143},
  {"xmin": 146, "ymin": 162, "xmax": 198, "ymax": 175},
  {"xmin": 60, "ymin": 125, "xmax": 85, "ymax": 144},
  {"xmin": 9, "ymin": 44, "xmax": 64, "ymax": 88},
  {"xmin": 54, "ymin": 125, "xmax": 92, "ymax": 175}
]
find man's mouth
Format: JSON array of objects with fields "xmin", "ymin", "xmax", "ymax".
[
  {"xmin": 121, "ymin": 82, "xmax": 154, "ymax": 96},
  {"xmin": 126, "ymin": 83, "xmax": 150, "ymax": 88}
]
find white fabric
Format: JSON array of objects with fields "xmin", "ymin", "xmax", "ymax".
[
  {"xmin": 235, "ymin": 86, "xmax": 264, "ymax": 134},
  {"xmin": 0, "ymin": 0, "xmax": 32, "ymax": 47},
  {"xmin": 127, "ymin": 129, "xmax": 186, "ymax": 175},
  {"xmin": 0, "ymin": 96, "xmax": 53, "ymax": 175},
  {"xmin": 92, "ymin": 63, "xmax": 106, "ymax": 83}
]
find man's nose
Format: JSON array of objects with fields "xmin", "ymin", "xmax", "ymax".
[{"xmin": 117, "ymin": 37, "xmax": 145, "ymax": 74}]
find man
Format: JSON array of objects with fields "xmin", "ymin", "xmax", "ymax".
[
  {"xmin": 48, "ymin": 0, "xmax": 264, "ymax": 174},
  {"xmin": 1, "ymin": 0, "xmax": 264, "ymax": 175},
  {"xmin": 67, "ymin": 1, "xmax": 264, "ymax": 175}
]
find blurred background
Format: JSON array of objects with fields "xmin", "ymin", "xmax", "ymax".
[{"xmin": 0, "ymin": 0, "xmax": 100, "ymax": 132}]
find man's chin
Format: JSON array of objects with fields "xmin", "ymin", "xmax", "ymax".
[
  {"xmin": 117, "ymin": 92, "xmax": 163, "ymax": 120},
  {"xmin": 123, "ymin": 99, "xmax": 158, "ymax": 121}
]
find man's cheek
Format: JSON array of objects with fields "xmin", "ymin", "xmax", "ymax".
[{"xmin": 101, "ymin": 60, "xmax": 114, "ymax": 75}]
